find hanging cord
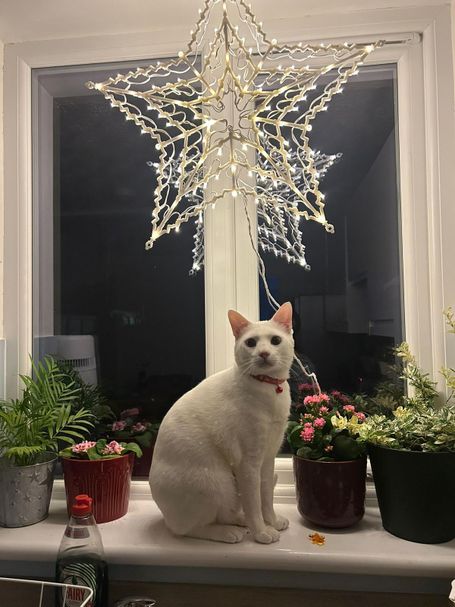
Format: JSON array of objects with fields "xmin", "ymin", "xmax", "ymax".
[{"xmin": 242, "ymin": 196, "xmax": 321, "ymax": 394}]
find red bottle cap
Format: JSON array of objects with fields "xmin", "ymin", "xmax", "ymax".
[{"xmin": 71, "ymin": 494, "xmax": 93, "ymax": 517}]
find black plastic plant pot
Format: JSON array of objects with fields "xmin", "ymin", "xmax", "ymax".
[{"xmin": 368, "ymin": 443, "xmax": 455, "ymax": 544}]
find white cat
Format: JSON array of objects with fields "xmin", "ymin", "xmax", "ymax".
[{"xmin": 149, "ymin": 302, "xmax": 294, "ymax": 544}]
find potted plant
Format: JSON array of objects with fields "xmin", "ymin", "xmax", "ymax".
[
  {"xmin": 108, "ymin": 407, "xmax": 159, "ymax": 476},
  {"xmin": 0, "ymin": 357, "xmax": 93, "ymax": 527},
  {"xmin": 60, "ymin": 438, "xmax": 142, "ymax": 523},
  {"xmin": 287, "ymin": 389, "xmax": 367, "ymax": 528},
  {"xmin": 56, "ymin": 359, "xmax": 117, "ymax": 439},
  {"xmin": 360, "ymin": 309, "xmax": 455, "ymax": 544}
]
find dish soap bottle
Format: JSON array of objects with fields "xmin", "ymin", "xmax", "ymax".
[{"xmin": 56, "ymin": 494, "xmax": 108, "ymax": 607}]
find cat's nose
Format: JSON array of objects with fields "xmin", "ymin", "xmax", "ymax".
[{"xmin": 259, "ymin": 351, "xmax": 270, "ymax": 359}]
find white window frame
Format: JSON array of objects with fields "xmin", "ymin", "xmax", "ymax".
[{"xmin": 3, "ymin": 4, "xmax": 455, "ymax": 484}]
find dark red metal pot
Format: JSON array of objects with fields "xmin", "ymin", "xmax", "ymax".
[
  {"xmin": 62, "ymin": 454, "xmax": 134, "ymax": 523},
  {"xmin": 293, "ymin": 455, "xmax": 367, "ymax": 528}
]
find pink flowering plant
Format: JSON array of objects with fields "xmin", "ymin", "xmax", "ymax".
[
  {"xmin": 59, "ymin": 438, "xmax": 142, "ymax": 460},
  {"xmin": 287, "ymin": 389, "xmax": 367, "ymax": 461},
  {"xmin": 108, "ymin": 407, "xmax": 159, "ymax": 450}
]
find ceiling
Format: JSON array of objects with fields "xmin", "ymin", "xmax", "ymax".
[{"xmin": 0, "ymin": 0, "xmax": 445, "ymax": 44}]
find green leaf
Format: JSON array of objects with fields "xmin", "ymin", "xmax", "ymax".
[
  {"xmin": 288, "ymin": 425, "xmax": 304, "ymax": 450},
  {"xmin": 0, "ymin": 355, "xmax": 93, "ymax": 465},
  {"xmin": 59, "ymin": 447, "xmax": 73, "ymax": 458},
  {"xmin": 124, "ymin": 442, "xmax": 143, "ymax": 458},
  {"xmin": 296, "ymin": 446, "xmax": 313, "ymax": 459},
  {"xmin": 87, "ymin": 447, "xmax": 103, "ymax": 460},
  {"xmin": 332, "ymin": 434, "xmax": 364, "ymax": 460},
  {"xmin": 133, "ymin": 431, "xmax": 154, "ymax": 449}
]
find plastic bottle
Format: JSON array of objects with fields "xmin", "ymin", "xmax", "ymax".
[{"xmin": 56, "ymin": 494, "xmax": 108, "ymax": 607}]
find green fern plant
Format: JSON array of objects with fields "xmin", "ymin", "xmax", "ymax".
[{"xmin": 0, "ymin": 357, "xmax": 94, "ymax": 466}]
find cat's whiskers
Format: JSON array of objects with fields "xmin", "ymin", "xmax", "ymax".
[{"xmin": 237, "ymin": 359, "xmax": 253, "ymax": 376}]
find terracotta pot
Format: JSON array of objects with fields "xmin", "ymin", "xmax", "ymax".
[
  {"xmin": 368, "ymin": 443, "xmax": 455, "ymax": 544},
  {"xmin": 132, "ymin": 444, "xmax": 155, "ymax": 477},
  {"xmin": 62, "ymin": 454, "xmax": 134, "ymax": 523},
  {"xmin": 293, "ymin": 455, "xmax": 367, "ymax": 528}
]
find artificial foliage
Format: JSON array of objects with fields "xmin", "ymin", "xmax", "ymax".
[
  {"xmin": 359, "ymin": 308, "xmax": 455, "ymax": 452},
  {"xmin": 0, "ymin": 357, "xmax": 93, "ymax": 466}
]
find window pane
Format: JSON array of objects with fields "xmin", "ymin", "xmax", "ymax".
[
  {"xmin": 33, "ymin": 63, "xmax": 206, "ymax": 467},
  {"xmin": 260, "ymin": 65, "xmax": 402, "ymax": 396}
]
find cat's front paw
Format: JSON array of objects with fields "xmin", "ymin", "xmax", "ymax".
[
  {"xmin": 253, "ymin": 526, "xmax": 280, "ymax": 544},
  {"xmin": 222, "ymin": 525, "xmax": 248, "ymax": 543},
  {"xmin": 264, "ymin": 513, "xmax": 289, "ymax": 531},
  {"xmin": 272, "ymin": 514, "xmax": 289, "ymax": 531}
]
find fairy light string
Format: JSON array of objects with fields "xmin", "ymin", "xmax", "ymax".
[{"xmin": 148, "ymin": 150, "xmax": 342, "ymax": 274}]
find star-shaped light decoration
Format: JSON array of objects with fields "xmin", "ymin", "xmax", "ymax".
[
  {"xmin": 87, "ymin": 0, "xmax": 381, "ymax": 254},
  {"xmin": 148, "ymin": 149, "xmax": 342, "ymax": 273}
]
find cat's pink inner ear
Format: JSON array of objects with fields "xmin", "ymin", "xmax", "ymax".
[
  {"xmin": 271, "ymin": 302, "xmax": 293, "ymax": 333},
  {"xmin": 228, "ymin": 309, "xmax": 251, "ymax": 339}
]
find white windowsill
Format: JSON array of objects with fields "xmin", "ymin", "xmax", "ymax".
[{"xmin": 0, "ymin": 479, "xmax": 453, "ymax": 596}]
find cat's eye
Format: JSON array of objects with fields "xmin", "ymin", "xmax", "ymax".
[
  {"xmin": 245, "ymin": 337, "xmax": 257, "ymax": 348},
  {"xmin": 271, "ymin": 336, "xmax": 282, "ymax": 345}
]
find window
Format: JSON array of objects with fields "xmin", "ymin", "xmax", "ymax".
[
  {"xmin": 33, "ymin": 62, "xmax": 205, "ymax": 430},
  {"xmin": 4, "ymin": 6, "xmax": 452, "ymax": 478},
  {"xmin": 33, "ymin": 59, "xmax": 401, "ymax": 468},
  {"xmin": 260, "ymin": 65, "xmax": 402, "ymax": 396}
]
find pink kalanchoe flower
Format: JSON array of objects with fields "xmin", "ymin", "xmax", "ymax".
[
  {"xmin": 331, "ymin": 390, "xmax": 343, "ymax": 399},
  {"xmin": 301, "ymin": 426, "xmax": 315, "ymax": 442},
  {"xmin": 303, "ymin": 413, "xmax": 314, "ymax": 420},
  {"xmin": 343, "ymin": 404, "xmax": 356, "ymax": 413},
  {"xmin": 304, "ymin": 422, "xmax": 313, "ymax": 428},
  {"xmin": 313, "ymin": 417, "xmax": 326, "ymax": 429},
  {"xmin": 71, "ymin": 441, "xmax": 96, "ymax": 453},
  {"xmin": 112, "ymin": 420, "xmax": 127, "ymax": 431},
  {"xmin": 300, "ymin": 428, "xmax": 314, "ymax": 441},
  {"xmin": 102, "ymin": 440, "xmax": 125, "ymax": 455},
  {"xmin": 355, "ymin": 412, "xmax": 366, "ymax": 421},
  {"xmin": 132, "ymin": 422, "xmax": 146, "ymax": 433},
  {"xmin": 304, "ymin": 393, "xmax": 330, "ymax": 406},
  {"xmin": 319, "ymin": 406, "xmax": 329, "ymax": 414},
  {"xmin": 298, "ymin": 383, "xmax": 314, "ymax": 392}
]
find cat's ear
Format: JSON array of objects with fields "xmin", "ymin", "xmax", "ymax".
[
  {"xmin": 228, "ymin": 309, "xmax": 251, "ymax": 339},
  {"xmin": 271, "ymin": 302, "xmax": 293, "ymax": 333}
]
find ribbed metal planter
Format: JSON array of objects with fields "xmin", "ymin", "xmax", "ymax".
[
  {"xmin": 62, "ymin": 454, "xmax": 134, "ymax": 523},
  {"xmin": 0, "ymin": 452, "xmax": 57, "ymax": 527}
]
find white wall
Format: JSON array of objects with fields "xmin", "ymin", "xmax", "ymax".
[
  {"xmin": 0, "ymin": 0, "xmax": 449, "ymax": 44},
  {"xmin": 0, "ymin": 41, "xmax": 3, "ymax": 333},
  {"xmin": 0, "ymin": 41, "xmax": 4, "ymax": 397}
]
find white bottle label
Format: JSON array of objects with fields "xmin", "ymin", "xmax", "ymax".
[{"xmin": 60, "ymin": 562, "xmax": 97, "ymax": 607}]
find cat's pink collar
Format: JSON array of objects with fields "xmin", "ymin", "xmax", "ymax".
[{"xmin": 250, "ymin": 374, "xmax": 287, "ymax": 394}]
